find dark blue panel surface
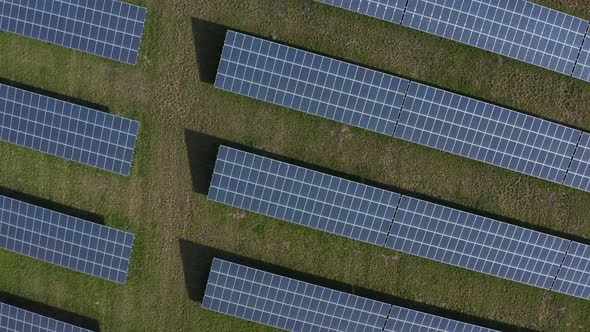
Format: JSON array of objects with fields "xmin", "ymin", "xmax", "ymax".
[
  {"xmin": 552, "ymin": 242, "xmax": 590, "ymax": 300},
  {"xmin": 385, "ymin": 305, "xmax": 498, "ymax": 332},
  {"xmin": 0, "ymin": 302, "xmax": 91, "ymax": 332},
  {"xmin": 315, "ymin": 0, "xmax": 408, "ymax": 24},
  {"xmin": 386, "ymin": 196, "xmax": 571, "ymax": 289},
  {"xmin": 573, "ymin": 34, "xmax": 590, "ymax": 82},
  {"xmin": 202, "ymin": 258, "xmax": 393, "ymax": 332},
  {"xmin": 215, "ymin": 30, "xmax": 410, "ymax": 135},
  {"xmin": 401, "ymin": 0, "xmax": 588, "ymax": 76},
  {"xmin": 0, "ymin": 0, "xmax": 147, "ymax": 64},
  {"xmin": 208, "ymin": 146, "xmax": 400, "ymax": 246},
  {"xmin": 0, "ymin": 83, "xmax": 139, "ymax": 175},
  {"xmin": 564, "ymin": 133, "xmax": 590, "ymax": 193},
  {"xmin": 395, "ymin": 82, "xmax": 581, "ymax": 183},
  {"xmin": 0, "ymin": 195, "xmax": 134, "ymax": 283}
]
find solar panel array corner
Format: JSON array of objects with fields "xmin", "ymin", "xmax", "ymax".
[
  {"xmin": 0, "ymin": 195, "xmax": 135, "ymax": 283},
  {"xmin": 315, "ymin": 0, "xmax": 408, "ymax": 24},
  {"xmin": 0, "ymin": 83, "xmax": 140, "ymax": 176},
  {"xmin": 0, "ymin": 302, "xmax": 92, "ymax": 332},
  {"xmin": 0, "ymin": 0, "xmax": 148, "ymax": 64},
  {"xmin": 564, "ymin": 133, "xmax": 590, "ymax": 192}
]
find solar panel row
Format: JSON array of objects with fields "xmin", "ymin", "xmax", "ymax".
[
  {"xmin": 207, "ymin": 146, "xmax": 590, "ymax": 299},
  {"xmin": 0, "ymin": 302, "xmax": 91, "ymax": 332},
  {"xmin": 396, "ymin": 82, "xmax": 581, "ymax": 184},
  {"xmin": 0, "ymin": 194, "xmax": 135, "ymax": 283},
  {"xmin": 215, "ymin": 31, "xmax": 410, "ymax": 135},
  {"xmin": 0, "ymin": 0, "xmax": 148, "ymax": 64},
  {"xmin": 314, "ymin": 0, "xmax": 590, "ymax": 82},
  {"xmin": 215, "ymin": 30, "xmax": 590, "ymax": 193},
  {"xmin": 208, "ymin": 145, "xmax": 400, "ymax": 246},
  {"xmin": 0, "ymin": 83, "xmax": 140, "ymax": 176},
  {"xmin": 387, "ymin": 196, "xmax": 570, "ymax": 289},
  {"xmin": 203, "ymin": 258, "xmax": 498, "ymax": 332}
]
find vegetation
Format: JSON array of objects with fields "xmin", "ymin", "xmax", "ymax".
[{"xmin": 1, "ymin": 0, "xmax": 589, "ymax": 330}]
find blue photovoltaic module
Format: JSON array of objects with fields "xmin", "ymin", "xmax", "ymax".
[
  {"xmin": 384, "ymin": 305, "xmax": 498, "ymax": 332},
  {"xmin": 401, "ymin": 0, "xmax": 589, "ymax": 76},
  {"xmin": 315, "ymin": 0, "xmax": 408, "ymax": 24},
  {"xmin": 203, "ymin": 259, "xmax": 498, "ymax": 331},
  {"xmin": 386, "ymin": 196, "xmax": 571, "ymax": 289},
  {"xmin": 552, "ymin": 241, "xmax": 590, "ymax": 300},
  {"xmin": 0, "ymin": 0, "xmax": 147, "ymax": 64},
  {"xmin": 0, "ymin": 302, "xmax": 91, "ymax": 332},
  {"xmin": 563, "ymin": 133, "xmax": 590, "ymax": 193},
  {"xmin": 215, "ymin": 30, "xmax": 410, "ymax": 135},
  {"xmin": 0, "ymin": 195, "xmax": 135, "ymax": 283},
  {"xmin": 395, "ymin": 82, "xmax": 581, "ymax": 184},
  {"xmin": 208, "ymin": 146, "xmax": 400, "ymax": 246},
  {"xmin": 203, "ymin": 259, "xmax": 392, "ymax": 331},
  {"xmin": 573, "ymin": 34, "xmax": 590, "ymax": 82},
  {"xmin": 0, "ymin": 83, "xmax": 140, "ymax": 176}
]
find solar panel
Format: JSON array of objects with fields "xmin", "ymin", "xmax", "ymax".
[
  {"xmin": 202, "ymin": 258, "xmax": 393, "ymax": 331},
  {"xmin": 208, "ymin": 146, "xmax": 400, "ymax": 246},
  {"xmin": 315, "ymin": 0, "xmax": 408, "ymax": 24},
  {"xmin": 385, "ymin": 196, "xmax": 571, "ymax": 289},
  {"xmin": 0, "ymin": 302, "xmax": 91, "ymax": 332},
  {"xmin": 563, "ymin": 133, "xmax": 590, "ymax": 193},
  {"xmin": 552, "ymin": 241, "xmax": 590, "ymax": 300},
  {"xmin": 0, "ymin": 195, "xmax": 134, "ymax": 283},
  {"xmin": 395, "ymin": 82, "xmax": 581, "ymax": 184},
  {"xmin": 401, "ymin": 0, "xmax": 589, "ymax": 76},
  {"xmin": 215, "ymin": 30, "xmax": 410, "ymax": 135},
  {"xmin": 0, "ymin": 0, "xmax": 147, "ymax": 64},
  {"xmin": 384, "ymin": 305, "xmax": 498, "ymax": 332},
  {"xmin": 0, "ymin": 83, "xmax": 140, "ymax": 176},
  {"xmin": 573, "ymin": 34, "xmax": 590, "ymax": 82}
]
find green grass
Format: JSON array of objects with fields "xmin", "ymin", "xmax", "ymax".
[{"xmin": 1, "ymin": 0, "xmax": 590, "ymax": 331}]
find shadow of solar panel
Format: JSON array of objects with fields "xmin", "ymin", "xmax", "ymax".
[
  {"xmin": 385, "ymin": 196, "xmax": 571, "ymax": 289},
  {"xmin": 552, "ymin": 242, "xmax": 590, "ymax": 300},
  {"xmin": 214, "ymin": 31, "xmax": 410, "ymax": 135},
  {"xmin": 0, "ymin": 0, "xmax": 147, "ymax": 64},
  {"xmin": 0, "ymin": 195, "xmax": 134, "ymax": 284},
  {"xmin": 395, "ymin": 82, "xmax": 581, "ymax": 183},
  {"xmin": 573, "ymin": 35, "xmax": 590, "ymax": 82},
  {"xmin": 0, "ymin": 302, "xmax": 91, "ymax": 332},
  {"xmin": 0, "ymin": 83, "xmax": 140, "ymax": 176},
  {"xmin": 208, "ymin": 146, "xmax": 400, "ymax": 246},
  {"xmin": 401, "ymin": 0, "xmax": 589, "ymax": 76},
  {"xmin": 384, "ymin": 305, "xmax": 498, "ymax": 332},
  {"xmin": 202, "ymin": 258, "xmax": 393, "ymax": 332},
  {"xmin": 564, "ymin": 133, "xmax": 590, "ymax": 192},
  {"xmin": 315, "ymin": 0, "xmax": 408, "ymax": 24}
]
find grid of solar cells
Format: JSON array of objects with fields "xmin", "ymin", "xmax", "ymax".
[
  {"xmin": 208, "ymin": 146, "xmax": 400, "ymax": 246},
  {"xmin": 552, "ymin": 242, "xmax": 590, "ymax": 300},
  {"xmin": 573, "ymin": 34, "xmax": 590, "ymax": 81},
  {"xmin": 0, "ymin": 83, "xmax": 140, "ymax": 176},
  {"xmin": 0, "ymin": 302, "xmax": 91, "ymax": 332},
  {"xmin": 401, "ymin": 0, "xmax": 589, "ymax": 75},
  {"xmin": 0, "ymin": 195, "xmax": 134, "ymax": 283},
  {"xmin": 395, "ymin": 82, "xmax": 581, "ymax": 183},
  {"xmin": 0, "ymin": 0, "xmax": 147, "ymax": 64},
  {"xmin": 215, "ymin": 30, "xmax": 410, "ymax": 135},
  {"xmin": 384, "ymin": 305, "xmax": 498, "ymax": 332},
  {"xmin": 564, "ymin": 133, "xmax": 590, "ymax": 192},
  {"xmin": 385, "ymin": 196, "xmax": 571, "ymax": 289},
  {"xmin": 203, "ymin": 258, "xmax": 392, "ymax": 332},
  {"xmin": 315, "ymin": 0, "xmax": 408, "ymax": 24}
]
